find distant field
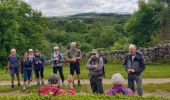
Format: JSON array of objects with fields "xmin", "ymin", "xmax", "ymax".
[{"xmin": 0, "ymin": 61, "xmax": 170, "ymax": 80}]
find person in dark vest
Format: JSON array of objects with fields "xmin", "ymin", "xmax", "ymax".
[
  {"xmin": 123, "ymin": 44, "xmax": 145, "ymax": 96},
  {"xmin": 50, "ymin": 46, "xmax": 64, "ymax": 84},
  {"xmin": 33, "ymin": 49, "xmax": 45, "ymax": 85},
  {"xmin": 22, "ymin": 52, "xmax": 32, "ymax": 91},
  {"xmin": 86, "ymin": 49, "xmax": 104, "ymax": 94},
  {"xmin": 7, "ymin": 48, "xmax": 21, "ymax": 88},
  {"xmin": 66, "ymin": 42, "xmax": 82, "ymax": 86}
]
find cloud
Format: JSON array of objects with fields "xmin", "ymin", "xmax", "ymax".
[{"xmin": 24, "ymin": 0, "xmax": 139, "ymax": 16}]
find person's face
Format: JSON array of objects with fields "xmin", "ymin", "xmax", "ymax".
[
  {"xmin": 91, "ymin": 53, "xmax": 97, "ymax": 59},
  {"xmin": 24, "ymin": 54, "xmax": 29, "ymax": 59},
  {"xmin": 54, "ymin": 49, "xmax": 59, "ymax": 53},
  {"xmin": 71, "ymin": 44, "xmax": 76, "ymax": 50},
  {"xmin": 129, "ymin": 48, "xmax": 136, "ymax": 56},
  {"xmin": 29, "ymin": 51, "xmax": 33, "ymax": 54},
  {"xmin": 35, "ymin": 52, "xmax": 40, "ymax": 56},
  {"xmin": 11, "ymin": 51, "xmax": 16, "ymax": 56}
]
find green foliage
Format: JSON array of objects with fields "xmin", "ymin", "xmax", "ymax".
[
  {"xmin": 0, "ymin": 0, "xmax": 50, "ymax": 65},
  {"xmin": 125, "ymin": 0, "xmax": 170, "ymax": 47},
  {"xmin": 0, "ymin": 94, "xmax": 169, "ymax": 100}
]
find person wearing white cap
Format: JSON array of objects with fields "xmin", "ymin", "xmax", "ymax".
[
  {"xmin": 50, "ymin": 46, "xmax": 64, "ymax": 84},
  {"xmin": 86, "ymin": 49, "xmax": 104, "ymax": 94},
  {"xmin": 28, "ymin": 49, "xmax": 34, "ymax": 82}
]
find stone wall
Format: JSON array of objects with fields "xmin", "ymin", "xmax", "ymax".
[{"xmin": 94, "ymin": 43, "xmax": 170, "ymax": 63}]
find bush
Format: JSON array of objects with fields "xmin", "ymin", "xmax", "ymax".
[{"xmin": 0, "ymin": 94, "xmax": 169, "ymax": 100}]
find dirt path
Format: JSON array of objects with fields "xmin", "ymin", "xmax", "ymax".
[{"xmin": 0, "ymin": 78, "xmax": 170, "ymax": 86}]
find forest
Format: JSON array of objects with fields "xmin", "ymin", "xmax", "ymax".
[{"xmin": 0, "ymin": 0, "xmax": 170, "ymax": 68}]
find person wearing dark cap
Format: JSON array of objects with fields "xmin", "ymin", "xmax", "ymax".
[{"xmin": 86, "ymin": 49, "xmax": 104, "ymax": 94}]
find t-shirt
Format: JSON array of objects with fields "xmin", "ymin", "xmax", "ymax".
[
  {"xmin": 8, "ymin": 55, "xmax": 20, "ymax": 68},
  {"xmin": 68, "ymin": 49, "xmax": 81, "ymax": 59},
  {"xmin": 132, "ymin": 55, "xmax": 136, "ymax": 61}
]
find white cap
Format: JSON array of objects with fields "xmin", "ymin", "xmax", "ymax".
[{"xmin": 29, "ymin": 49, "xmax": 33, "ymax": 52}]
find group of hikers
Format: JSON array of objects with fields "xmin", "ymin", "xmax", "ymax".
[{"xmin": 7, "ymin": 42, "xmax": 145, "ymax": 96}]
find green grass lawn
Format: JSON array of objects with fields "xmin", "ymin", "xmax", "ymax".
[
  {"xmin": 0, "ymin": 82, "xmax": 170, "ymax": 95},
  {"xmin": 0, "ymin": 61, "xmax": 170, "ymax": 80}
]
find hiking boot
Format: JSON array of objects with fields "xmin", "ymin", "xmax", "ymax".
[
  {"xmin": 23, "ymin": 86, "xmax": 26, "ymax": 91},
  {"xmin": 41, "ymin": 81, "xmax": 44, "ymax": 85},
  {"xmin": 78, "ymin": 80, "xmax": 81, "ymax": 86},
  {"xmin": 11, "ymin": 85, "xmax": 14, "ymax": 88},
  {"xmin": 18, "ymin": 83, "xmax": 20, "ymax": 87},
  {"xmin": 37, "ymin": 82, "xmax": 40, "ymax": 85}
]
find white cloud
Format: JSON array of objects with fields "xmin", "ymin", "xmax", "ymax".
[{"xmin": 24, "ymin": 0, "xmax": 139, "ymax": 16}]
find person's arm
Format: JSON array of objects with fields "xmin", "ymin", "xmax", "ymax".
[
  {"xmin": 50, "ymin": 54, "xmax": 54, "ymax": 64},
  {"xmin": 7, "ymin": 56, "xmax": 10, "ymax": 71},
  {"xmin": 59, "ymin": 53, "xmax": 64, "ymax": 66},
  {"xmin": 7, "ymin": 61, "xmax": 10, "ymax": 71},
  {"xmin": 94, "ymin": 58, "xmax": 103, "ymax": 71},
  {"xmin": 86, "ymin": 58, "xmax": 95, "ymax": 70},
  {"xmin": 18, "ymin": 60, "xmax": 21, "ymax": 72},
  {"xmin": 42, "ymin": 56, "xmax": 45, "ymax": 65},
  {"xmin": 75, "ymin": 50, "xmax": 82, "ymax": 60},
  {"xmin": 123, "ymin": 55, "xmax": 128, "ymax": 72}
]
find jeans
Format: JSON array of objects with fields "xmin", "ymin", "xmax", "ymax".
[{"xmin": 128, "ymin": 74, "xmax": 143, "ymax": 96}]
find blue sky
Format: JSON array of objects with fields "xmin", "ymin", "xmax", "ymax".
[{"xmin": 24, "ymin": 0, "xmax": 139, "ymax": 16}]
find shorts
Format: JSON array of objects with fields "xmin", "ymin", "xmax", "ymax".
[
  {"xmin": 70, "ymin": 62, "xmax": 80, "ymax": 75},
  {"xmin": 23, "ymin": 69, "xmax": 32, "ymax": 81},
  {"xmin": 10, "ymin": 67, "xmax": 19, "ymax": 78}
]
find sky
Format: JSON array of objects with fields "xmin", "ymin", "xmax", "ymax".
[{"xmin": 24, "ymin": 0, "xmax": 139, "ymax": 17}]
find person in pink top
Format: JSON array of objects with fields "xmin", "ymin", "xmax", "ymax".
[{"xmin": 39, "ymin": 74, "xmax": 75, "ymax": 96}]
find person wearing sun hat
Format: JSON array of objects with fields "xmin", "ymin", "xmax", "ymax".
[
  {"xmin": 50, "ymin": 46, "xmax": 64, "ymax": 84},
  {"xmin": 86, "ymin": 49, "xmax": 104, "ymax": 94}
]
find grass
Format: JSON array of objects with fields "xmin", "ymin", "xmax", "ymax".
[
  {"xmin": 0, "ymin": 61, "xmax": 170, "ymax": 80},
  {"xmin": 0, "ymin": 82, "xmax": 170, "ymax": 96}
]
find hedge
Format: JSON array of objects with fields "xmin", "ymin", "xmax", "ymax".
[{"xmin": 0, "ymin": 94, "xmax": 169, "ymax": 100}]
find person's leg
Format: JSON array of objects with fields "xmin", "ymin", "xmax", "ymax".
[
  {"xmin": 27, "ymin": 69, "xmax": 32, "ymax": 87},
  {"xmin": 53, "ymin": 66, "xmax": 57, "ymax": 74},
  {"xmin": 135, "ymin": 76, "xmax": 143, "ymax": 96},
  {"xmin": 96, "ymin": 78, "xmax": 103, "ymax": 94},
  {"xmin": 15, "ymin": 68, "xmax": 20, "ymax": 86},
  {"xmin": 75, "ymin": 62, "xmax": 81, "ymax": 85},
  {"xmin": 10, "ymin": 68, "xmax": 15, "ymax": 88},
  {"xmin": 40, "ymin": 66, "xmax": 44, "ymax": 84},
  {"xmin": 70, "ymin": 63, "xmax": 74, "ymax": 85},
  {"xmin": 58, "ymin": 66, "xmax": 64, "ymax": 83},
  {"xmin": 34, "ymin": 68, "xmax": 40, "ymax": 85},
  {"xmin": 23, "ymin": 69, "xmax": 27, "ymax": 91},
  {"xmin": 90, "ymin": 77, "xmax": 97, "ymax": 93},
  {"xmin": 128, "ymin": 74, "xmax": 135, "ymax": 92}
]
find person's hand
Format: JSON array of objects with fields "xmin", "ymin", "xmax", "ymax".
[
  {"xmin": 94, "ymin": 65, "xmax": 98, "ymax": 68},
  {"xmin": 130, "ymin": 69, "xmax": 135, "ymax": 73},
  {"xmin": 72, "ymin": 58, "xmax": 77, "ymax": 62},
  {"xmin": 127, "ymin": 69, "xmax": 131, "ymax": 73}
]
